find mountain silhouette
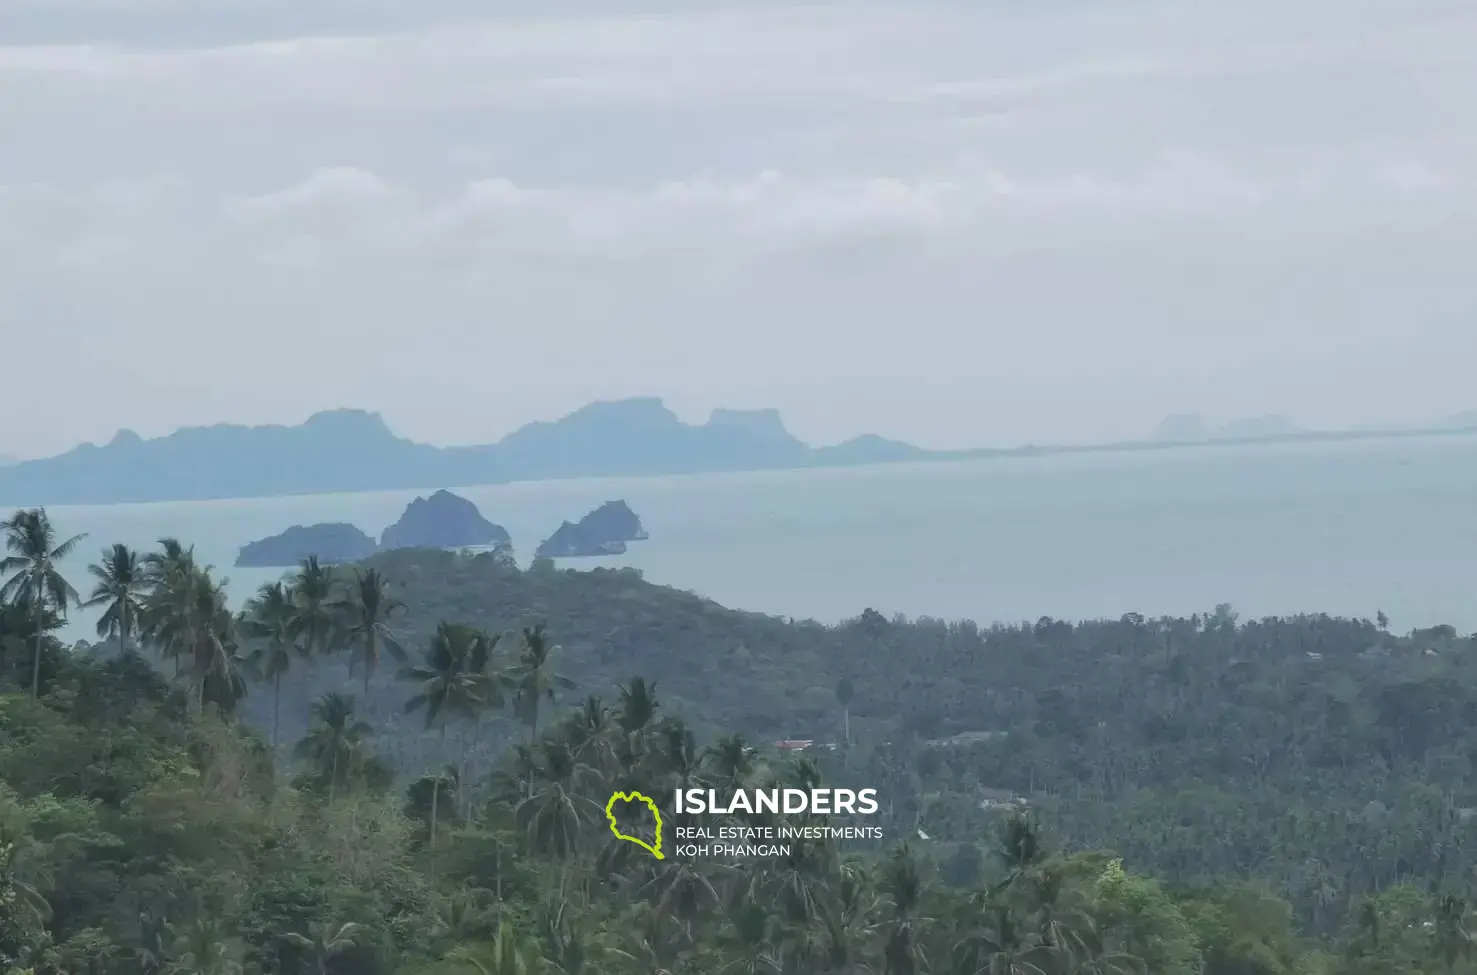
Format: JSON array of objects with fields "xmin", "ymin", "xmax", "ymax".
[{"xmin": 0, "ymin": 398, "xmax": 935, "ymax": 505}]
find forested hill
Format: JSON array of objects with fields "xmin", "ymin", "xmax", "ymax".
[
  {"xmin": 290, "ymin": 548, "xmax": 1453, "ymax": 765},
  {"xmin": 242, "ymin": 547, "xmax": 1470, "ymax": 792},
  {"xmin": 11, "ymin": 514, "xmax": 1477, "ymax": 971},
  {"xmin": 239, "ymin": 549, "xmax": 1477, "ymax": 936}
]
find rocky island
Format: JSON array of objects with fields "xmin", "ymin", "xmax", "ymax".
[
  {"xmin": 380, "ymin": 489, "xmax": 511, "ymax": 551},
  {"xmin": 234, "ymin": 522, "xmax": 379, "ymax": 567},
  {"xmin": 535, "ymin": 500, "xmax": 648, "ymax": 558}
]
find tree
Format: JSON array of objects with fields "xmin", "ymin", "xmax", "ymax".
[
  {"xmin": 282, "ymin": 920, "xmax": 363, "ymax": 975},
  {"xmin": 449, "ymin": 922, "xmax": 542, "ymax": 975},
  {"xmin": 293, "ymin": 692, "xmax": 375, "ymax": 804},
  {"xmin": 1432, "ymin": 894, "xmax": 1474, "ymax": 973},
  {"xmin": 510, "ymin": 623, "xmax": 574, "ymax": 744},
  {"xmin": 0, "ymin": 508, "xmax": 86, "ymax": 698},
  {"xmin": 332, "ymin": 566, "xmax": 407, "ymax": 693},
  {"xmin": 515, "ymin": 741, "xmax": 600, "ymax": 865},
  {"xmin": 239, "ymin": 580, "xmax": 301, "ymax": 749},
  {"xmin": 288, "ymin": 556, "xmax": 336, "ymax": 662},
  {"xmin": 878, "ymin": 842, "xmax": 929, "ymax": 975},
  {"xmin": 145, "ymin": 557, "xmax": 237, "ymax": 714},
  {"xmin": 835, "ymin": 677, "xmax": 854, "ymax": 746},
  {"xmin": 402, "ymin": 621, "xmax": 494, "ymax": 847},
  {"xmin": 139, "ymin": 538, "xmax": 201, "ymax": 678},
  {"xmin": 83, "ymin": 543, "xmax": 146, "ymax": 658}
]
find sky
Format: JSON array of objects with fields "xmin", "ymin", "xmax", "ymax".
[{"xmin": 2, "ymin": 0, "xmax": 1476, "ymax": 458}]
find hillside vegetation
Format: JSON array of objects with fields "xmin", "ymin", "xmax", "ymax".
[{"xmin": 4, "ymin": 506, "xmax": 1477, "ymax": 973}]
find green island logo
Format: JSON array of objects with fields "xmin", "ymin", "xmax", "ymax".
[{"xmin": 605, "ymin": 790, "xmax": 665, "ymax": 859}]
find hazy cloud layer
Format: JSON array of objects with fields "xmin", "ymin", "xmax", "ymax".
[{"xmin": 3, "ymin": 0, "xmax": 1477, "ymax": 456}]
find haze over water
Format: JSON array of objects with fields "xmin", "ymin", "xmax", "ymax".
[{"xmin": 39, "ymin": 434, "xmax": 1477, "ymax": 643}]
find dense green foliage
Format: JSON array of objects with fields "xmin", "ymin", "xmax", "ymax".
[{"xmin": 4, "ymin": 506, "xmax": 1477, "ymax": 974}]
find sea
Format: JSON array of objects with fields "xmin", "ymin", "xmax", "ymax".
[{"xmin": 24, "ymin": 433, "xmax": 1477, "ymax": 643}]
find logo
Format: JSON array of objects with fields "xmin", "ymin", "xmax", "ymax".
[
  {"xmin": 673, "ymin": 788, "xmax": 879, "ymax": 815},
  {"xmin": 605, "ymin": 790, "xmax": 665, "ymax": 859}
]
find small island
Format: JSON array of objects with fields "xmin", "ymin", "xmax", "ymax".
[
  {"xmin": 380, "ymin": 489, "xmax": 511, "ymax": 551},
  {"xmin": 235, "ymin": 523, "xmax": 379, "ymax": 568},
  {"xmin": 534, "ymin": 500, "xmax": 648, "ymax": 558}
]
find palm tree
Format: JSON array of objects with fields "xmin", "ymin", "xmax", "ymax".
[
  {"xmin": 952, "ymin": 907, "xmax": 1052, "ymax": 975},
  {"xmin": 509, "ymin": 623, "xmax": 574, "ymax": 744},
  {"xmin": 403, "ymin": 621, "xmax": 495, "ymax": 734},
  {"xmin": 163, "ymin": 916, "xmax": 246, "ymax": 975},
  {"xmin": 719, "ymin": 901, "xmax": 782, "ymax": 975},
  {"xmin": 878, "ymin": 842, "xmax": 929, "ymax": 975},
  {"xmin": 288, "ymin": 556, "xmax": 336, "ymax": 661},
  {"xmin": 239, "ymin": 580, "xmax": 301, "ymax": 748},
  {"xmin": 283, "ymin": 920, "xmax": 363, "ymax": 975},
  {"xmin": 1433, "ymin": 894, "xmax": 1475, "ymax": 973},
  {"xmin": 332, "ymin": 566, "xmax": 407, "ymax": 692},
  {"xmin": 0, "ymin": 508, "xmax": 86, "ymax": 698},
  {"xmin": 0, "ymin": 829, "xmax": 52, "ymax": 938},
  {"xmin": 835, "ymin": 677, "xmax": 854, "ymax": 746},
  {"xmin": 164, "ymin": 563, "xmax": 237, "ymax": 713},
  {"xmin": 562, "ymin": 696, "xmax": 616, "ymax": 771},
  {"xmin": 294, "ymin": 692, "xmax": 375, "ymax": 804},
  {"xmin": 614, "ymin": 677, "xmax": 660, "ymax": 775},
  {"xmin": 704, "ymin": 734, "xmax": 758, "ymax": 792},
  {"xmin": 449, "ymin": 921, "xmax": 542, "ymax": 975},
  {"xmin": 535, "ymin": 895, "xmax": 638, "ymax": 975},
  {"xmin": 402, "ymin": 622, "xmax": 499, "ymax": 845},
  {"xmin": 813, "ymin": 862, "xmax": 877, "ymax": 973},
  {"xmin": 83, "ymin": 543, "xmax": 146, "ymax": 657},
  {"xmin": 410, "ymin": 765, "xmax": 462, "ymax": 857},
  {"xmin": 515, "ymin": 741, "xmax": 602, "ymax": 865},
  {"xmin": 995, "ymin": 814, "xmax": 1046, "ymax": 894},
  {"xmin": 140, "ymin": 538, "xmax": 200, "ymax": 678}
]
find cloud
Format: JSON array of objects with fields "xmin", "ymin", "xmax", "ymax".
[
  {"xmin": 3, "ymin": 0, "xmax": 1477, "ymax": 458},
  {"xmin": 199, "ymin": 148, "xmax": 1465, "ymax": 265},
  {"xmin": 2, "ymin": 0, "xmax": 1473, "ymax": 118}
]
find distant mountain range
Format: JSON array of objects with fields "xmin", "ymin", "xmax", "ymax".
[
  {"xmin": 1153, "ymin": 412, "xmax": 1301, "ymax": 442},
  {"xmin": 7, "ymin": 398, "xmax": 1477, "ymax": 507},
  {"xmin": 0, "ymin": 398, "xmax": 938, "ymax": 505}
]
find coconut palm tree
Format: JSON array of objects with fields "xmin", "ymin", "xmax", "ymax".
[
  {"xmin": 331, "ymin": 566, "xmax": 407, "ymax": 692},
  {"xmin": 1433, "ymin": 894, "xmax": 1475, "ymax": 973},
  {"xmin": 162, "ymin": 916, "xmax": 246, "ymax": 975},
  {"xmin": 140, "ymin": 538, "xmax": 200, "ymax": 677},
  {"xmin": 283, "ymin": 920, "xmax": 364, "ymax": 975},
  {"xmin": 402, "ymin": 621, "xmax": 494, "ymax": 737},
  {"xmin": 515, "ymin": 741, "xmax": 602, "ymax": 864},
  {"xmin": 878, "ymin": 843, "xmax": 929, "ymax": 975},
  {"xmin": 535, "ymin": 896, "xmax": 637, "ymax": 975},
  {"xmin": 703, "ymin": 735, "xmax": 758, "ymax": 792},
  {"xmin": 0, "ymin": 829, "xmax": 52, "ymax": 938},
  {"xmin": 559, "ymin": 696, "xmax": 617, "ymax": 773},
  {"xmin": 83, "ymin": 543, "xmax": 146, "ymax": 658},
  {"xmin": 146, "ymin": 557, "xmax": 237, "ymax": 714},
  {"xmin": 0, "ymin": 508, "xmax": 86, "ymax": 698},
  {"xmin": 614, "ymin": 677, "xmax": 660, "ymax": 775},
  {"xmin": 288, "ymin": 556, "xmax": 336, "ymax": 661},
  {"xmin": 835, "ymin": 677, "xmax": 854, "ymax": 746},
  {"xmin": 294, "ymin": 692, "xmax": 375, "ymax": 804},
  {"xmin": 509, "ymin": 623, "xmax": 574, "ymax": 745},
  {"xmin": 719, "ymin": 901, "xmax": 782, "ymax": 975},
  {"xmin": 402, "ymin": 622, "xmax": 501, "ymax": 841},
  {"xmin": 239, "ymin": 580, "xmax": 301, "ymax": 748},
  {"xmin": 952, "ymin": 907, "xmax": 1052, "ymax": 975},
  {"xmin": 449, "ymin": 922, "xmax": 542, "ymax": 975}
]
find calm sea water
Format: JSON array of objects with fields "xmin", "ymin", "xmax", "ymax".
[{"xmin": 27, "ymin": 434, "xmax": 1477, "ymax": 643}]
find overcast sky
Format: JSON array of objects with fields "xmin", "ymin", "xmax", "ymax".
[{"xmin": 2, "ymin": 0, "xmax": 1476, "ymax": 457}]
